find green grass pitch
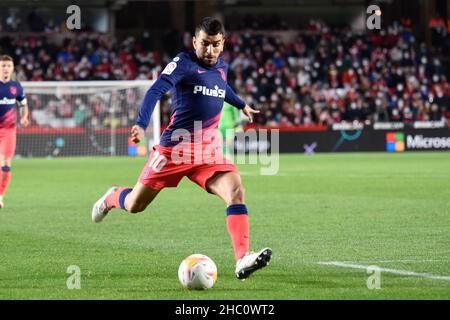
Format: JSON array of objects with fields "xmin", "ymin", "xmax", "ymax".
[{"xmin": 0, "ymin": 152, "xmax": 449, "ymax": 299}]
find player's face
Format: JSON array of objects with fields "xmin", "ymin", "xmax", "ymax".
[
  {"xmin": 0, "ymin": 60, "xmax": 14, "ymax": 82},
  {"xmin": 193, "ymin": 30, "xmax": 225, "ymax": 66}
]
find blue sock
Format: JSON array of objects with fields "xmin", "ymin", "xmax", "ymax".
[
  {"xmin": 119, "ymin": 188, "xmax": 132, "ymax": 209},
  {"xmin": 226, "ymin": 204, "xmax": 248, "ymax": 215}
]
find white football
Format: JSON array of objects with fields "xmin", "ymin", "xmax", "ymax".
[{"xmin": 178, "ymin": 254, "xmax": 217, "ymax": 290}]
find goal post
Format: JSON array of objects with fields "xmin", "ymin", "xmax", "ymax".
[{"xmin": 19, "ymin": 80, "xmax": 160, "ymax": 158}]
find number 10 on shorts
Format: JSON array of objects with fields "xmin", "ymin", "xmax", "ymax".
[{"xmin": 148, "ymin": 151, "xmax": 167, "ymax": 172}]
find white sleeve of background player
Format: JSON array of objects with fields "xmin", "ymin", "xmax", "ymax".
[
  {"xmin": 16, "ymin": 83, "xmax": 27, "ymax": 106},
  {"xmin": 159, "ymin": 56, "xmax": 189, "ymax": 86}
]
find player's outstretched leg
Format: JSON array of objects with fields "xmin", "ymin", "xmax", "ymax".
[
  {"xmin": 206, "ymin": 171, "xmax": 272, "ymax": 280},
  {"xmin": 92, "ymin": 182, "xmax": 159, "ymax": 223}
]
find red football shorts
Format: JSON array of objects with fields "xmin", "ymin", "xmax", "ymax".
[
  {"xmin": 0, "ymin": 128, "xmax": 16, "ymax": 157},
  {"xmin": 139, "ymin": 144, "xmax": 239, "ymax": 192}
]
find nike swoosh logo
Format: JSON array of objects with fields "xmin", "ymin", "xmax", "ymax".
[{"xmin": 197, "ymin": 70, "xmax": 206, "ymax": 74}]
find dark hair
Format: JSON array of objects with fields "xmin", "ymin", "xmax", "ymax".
[
  {"xmin": 0, "ymin": 55, "xmax": 13, "ymax": 62},
  {"xmin": 195, "ymin": 17, "xmax": 225, "ymax": 36}
]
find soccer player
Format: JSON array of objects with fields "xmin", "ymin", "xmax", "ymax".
[
  {"xmin": 219, "ymin": 101, "xmax": 242, "ymax": 158},
  {"xmin": 92, "ymin": 18, "xmax": 272, "ymax": 280},
  {"xmin": 0, "ymin": 55, "xmax": 29, "ymax": 208}
]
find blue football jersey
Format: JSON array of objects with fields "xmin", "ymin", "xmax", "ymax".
[
  {"xmin": 136, "ymin": 50, "xmax": 245, "ymax": 147},
  {"xmin": 160, "ymin": 51, "xmax": 230, "ymax": 147},
  {"xmin": 0, "ymin": 81, "xmax": 26, "ymax": 129}
]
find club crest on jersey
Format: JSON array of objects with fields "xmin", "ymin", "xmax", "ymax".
[
  {"xmin": 217, "ymin": 68, "xmax": 226, "ymax": 81},
  {"xmin": 193, "ymin": 85, "xmax": 225, "ymax": 98},
  {"xmin": 9, "ymin": 86, "xmax": 17, "ymax": 95},
  {"xmin": 162, "ymin": 62, "xmax": 177, "ymax": 75}
]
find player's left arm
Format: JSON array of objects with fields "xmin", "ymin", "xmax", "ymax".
[
  {"xmin": 225, "ymin": 84, "xmax": 259, "ymax": 123},
  {"xmin": 16, "ymin": 84, "xmax": 29, "ymax": 127}
]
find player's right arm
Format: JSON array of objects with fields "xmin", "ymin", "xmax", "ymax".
[
  {"xmin": 132, "ymin": 56, "xmax": 188, "ymax": 143},
  {"xmin": 132, "ymin": 77, "xmax": 173, "ymax": 143}
]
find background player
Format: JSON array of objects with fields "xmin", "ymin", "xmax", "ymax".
[
  {"xmin": 219, "ymin": 101, "xmax": 243, "ymax": 158},
  {"xmin": 92, "ymin": 17, "xmax": 272, "ymax": 280},
  {"xmin": 0, "ymin": 55, "xmax": 29, "ymax": 208}
]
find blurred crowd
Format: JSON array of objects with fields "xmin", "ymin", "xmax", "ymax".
[
  {"xmin": 0, "ymin": 33, "xmax": 162, "ymax": 81},
  {"xmin": 0, "ymin": 19, "xmax": 449, "ymax": 128},
  {"xmin": 222, "ymin": 20, "xmax": 450, "ymax": 126}
]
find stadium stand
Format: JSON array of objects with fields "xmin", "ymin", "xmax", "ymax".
[{"xmin": 1, "ymin": 19, "xmax": 449, "ymax": 128}]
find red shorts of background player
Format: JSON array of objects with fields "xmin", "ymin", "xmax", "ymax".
[
  {"xmin": 0, "ymin": 128, "xmax": 16, "ymax": 157},
  {"xmin": 139, "ymin": 144, "xmax": 238, "ymax": 192}
]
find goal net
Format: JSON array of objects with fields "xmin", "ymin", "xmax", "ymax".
[{"xmin": 19, "ymin": 80, "xmax": 160, "ymax": 158}]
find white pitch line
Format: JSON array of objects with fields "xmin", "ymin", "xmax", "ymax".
[
  {"xmin": 318, "ymin": 261, "xmax": 450, "ymax": 282},
  {"xmin": 364, "ymin": 259, "xmax": 450, "ymax": 263}
]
